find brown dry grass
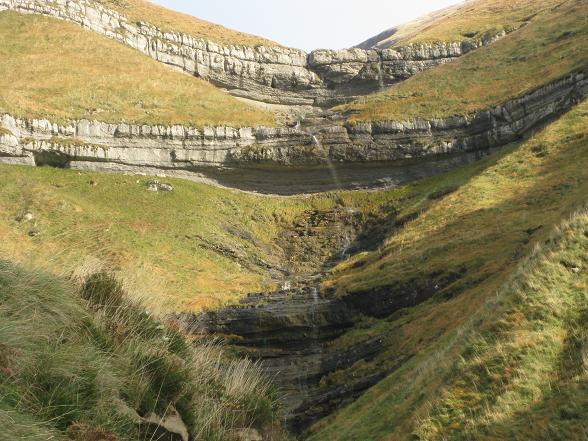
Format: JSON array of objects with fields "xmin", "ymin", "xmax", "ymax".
[
  {"xmin": 371, "ymin": 0, "xmax": 559, "ymax": 48},
  {"xmin": 341, "ymin": 0, "xmax": 587, "ymax": 121},
  {"xmin": 95, "ymin": 0, "xmax": 278, "ymax": 47},
  {"xmin": 0, "ymin": 12, "xmax": 275, "ymax": 128}
]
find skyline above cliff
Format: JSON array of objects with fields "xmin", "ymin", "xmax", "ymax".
[{"xmin": 151, "ymin": 0, "xmax": 463, "ymax": 51}]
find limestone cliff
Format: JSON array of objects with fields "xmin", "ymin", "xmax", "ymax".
[
  {"xmin": 0, "ymin": 0, "xmax": 508, "ymax": 106},
  {"xmin": 1, "ymin": 71, "xmax": 585, "ymax": 193}
]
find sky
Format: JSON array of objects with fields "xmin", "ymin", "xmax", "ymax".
[{"xmin": 151, "ymin": 0, "xmax": 464, "ymax": 51}]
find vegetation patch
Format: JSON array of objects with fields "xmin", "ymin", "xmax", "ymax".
[
  {"xmin": 370, "ymin": 0, "xmax": 559, "ymax": 48},
  {"xmin": 0, "ymin": 12, "xmax": 275, "ymax": 128},
  {"xmin": 0, "ymin": 161, "xmax": 408, "ymax": 312},
  {"xmin": 0, "ymin": 262, "xmax": 283, "ymax": 440},
  {"xmin": 340, "ymin": 0, "xmax": 587, "ymax": 121},
  {"xmin": 307, "ymin": 100, "xmax": 588, "ymax": 441},
  {"xmin": 94, "ymin": 0, "xmax": 278, "ymax": 48},
  {"xmin": 0, "ymin": 127, "xmax": 13, "ymax": 137},
  {"xmin": 309, "ymin": 207, "xmax": 588, "ymax": 441}
]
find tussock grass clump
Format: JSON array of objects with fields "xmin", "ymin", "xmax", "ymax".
[
  {"xmin": 0, "ymin": 263, "xmax": 283, "ymax": 440},
  {"xmin": 0, "ymin": 12, "xmax": 275, "ymax": 128}
]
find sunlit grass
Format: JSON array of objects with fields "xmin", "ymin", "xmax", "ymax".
[
  {"xmin": 0, "ymin": 161, "xmax": 409, "ymax": 312},
  {"xmin": 375, "ymin": 0, "xmax": 559, "ymax": 48},
  {"xmin": 307, "ymin": 101, "xmax": 588, "ymax": 440},
  {"xmin": 0, "ymin": 12, "xmax": 275, "ymax": 128},
  {"xmin": 310, "ymin": 207, "xmax": 587, "ymax": 441},
  {"xmin": 339, "ymin": 0, "xmax": 587, "ymax": 121},
  {"xmin": 95, "ymin": 0, "xmax": 278, "ymax": 48}
]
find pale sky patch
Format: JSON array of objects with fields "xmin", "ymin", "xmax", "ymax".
[{"xmin": 151, "ymin": 0, "xmax": 464, "ymax": 51}]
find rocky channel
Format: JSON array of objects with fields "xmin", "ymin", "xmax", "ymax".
[
  {"xmin": 1, "ymin": 0, "xmax": 511, "ymax": 107},
  {"xmin": 183, "ymin": 238, "xmax": 448, "ymax": 434}
]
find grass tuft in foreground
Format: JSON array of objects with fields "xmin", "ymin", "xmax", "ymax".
[{"xmin": 0, "ymin": 262, "xmax": 283, "ymax": 440}]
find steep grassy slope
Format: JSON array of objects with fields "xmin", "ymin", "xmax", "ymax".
[
  {"xmin": 0, "ymin": 12, "xmax": 274, "ymax": 127},
  {"xmin": 341, "ymin": 0, "xmax": 587, "ymax": 121},
  {"xmin": 95, "ymin": 0, "xmax": 278, "ymax": 47},
  {"xmin": 326, "ymin": 99, "xmax": 588, "ymax": 297},
  {"xmin": 0, "ymin": 262, "xmax": 281, "ymax": 441},
  {"xmin": 307, "ymin": 100, "xmax": 588, "ymax": 440},
  {"xmin": 310, "ymin": 208, "xmax": 587, "ymax": 441},
  {"xmin": 357, "ymin": 0, "xmax": 558, "ymax": 49}
]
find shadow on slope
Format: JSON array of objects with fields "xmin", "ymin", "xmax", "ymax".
[{"xmin": 304, "ymin": 100, "xmax": 588, "ymax": 440}]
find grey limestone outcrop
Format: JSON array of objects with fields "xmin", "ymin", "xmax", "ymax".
[
  {"xmin": 0, "ymin": 0, "xmax": 508, "ymax": 106},
  {"xmin": 1, "ymin": 71, "xmax": 585, "ymax": 184}
]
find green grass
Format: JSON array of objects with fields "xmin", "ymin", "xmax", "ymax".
[
  {"xmin": 0, "ymin": 262, "xmax": 282, "ymax": 441},
  {"xmin": 0, "ymin": 12, "xmax": 275, "ymax": 128},
  {"xmin": 326, "ymin": 100, "xmax": 588, "ymax": 297},
  {"xmin": 412, "ymin": 210, "xmax": 588, "ymax": 440},
  {"xmin": 305, "ymin": 100, "xmax": 588, "ymax": 440},
  {"xmin": 365, "ymin": 0, "xmax": 559, "ymax": 49},
  {"xmin": 95, "ymin": 0, "xmax": 278, "ymax": 47},
  {"xmin": 0, "ymin": 161, "xmax": 408, "ymax": 313},
  {"xmin": 340, "ymin": 0, "xmax": 587, "ymax": 121},
  {"xmin": 309, "ymin": 207, "xmax": 587, "ymax": 441}
]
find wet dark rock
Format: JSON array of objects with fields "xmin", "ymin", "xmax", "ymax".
[{"xmin": 181, "ymin": 271, "xmax": 456, "ymax": 434}]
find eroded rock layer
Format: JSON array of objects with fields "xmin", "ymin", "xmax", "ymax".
[
  {"xmin": 185, "ymin": 277, "xmax": 437, "ymax": 434},
  {"xmin": 1, "ymin": 71, "xmax": 585, "ymax": 193},
  {"xmin": 0, "ymin": 0, "xmax": 509, "ymax": 106}
]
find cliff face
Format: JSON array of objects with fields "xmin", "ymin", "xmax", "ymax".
[
  {"xmin": 1, "ymin": 72, "xmax": 585, "ymax": 193},
  {"xmin": 186, "ymin": 274, "xmax": 441, "ymax": 433},
  {"xmin": 0, "ymin": 0, "xmax": 507, "ymax": 106}
]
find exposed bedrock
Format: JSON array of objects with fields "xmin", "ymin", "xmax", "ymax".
[
  {"xmin": 180, "ymin": 202, "xmax": 512, "ymax": 434},
  {"xmin": 184, "ymin": 274, "xmax": 440, "ymax": 434},
  {"xmin": 1, "ymin": 0, "xmax": 508, "ymax": 106},
  {"xmin": 1, "ymin": 72, "xmax": 585, "ymax": 193}
]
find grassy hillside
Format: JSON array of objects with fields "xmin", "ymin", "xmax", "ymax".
[
  {"xmin": 306, "ymin": 99, "xmax": 588, "ymax": 440},
  {"xmin": 0, "ymin": 12, "xmax": 275, "ymax": 128},
  {"xmin": 327, "ymin": 99, "xmax": 588, "ymax": 296},
  {"xmin": 0, "ymin": 160, "xmax": 407, "ymax": 312},
  {"xmin": 358, "ymin": 0, "xmax": 559, "ymax": 49},
  {"xmin": 310, "ymin": 208, "xmax": 587, "ymax": 441},
  {"xmin": 95, "ymin": 0, "xmax": 278, "ymax": 47},
  {"xmin": 0, "ymin": 262, "xmax": 282, "ymax": 441},
  {"xmin": 341, "ymin": 0, "xmax": 587, "ymax": 121}
]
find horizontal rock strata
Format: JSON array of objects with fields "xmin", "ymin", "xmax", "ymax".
[
  {"xmin": 185, "ymin": 274, "xmax": 440, "ymax": 433},
  {"xmin": 1, "ymin": 72, "xmax": 585, "ymax": 190},
  {"xmin": 0, "ymin": 0, "xmax": 508, "ymax": 106}
]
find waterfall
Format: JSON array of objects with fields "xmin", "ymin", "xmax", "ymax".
[
  {"xmin": 309, "ymin": 286, "xmax": 321, "ymax": 347},
  {"xmin": 311, "ymin": 135, "xmax": 342, "ymax": 189},
  {"xmin": 376, "ymin": 54, "xmax": 385, "ymax": 91}
]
